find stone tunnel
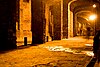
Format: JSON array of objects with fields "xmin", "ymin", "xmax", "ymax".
[{"xmin": 0, "ymin": 0, "xmax": 100, "ymax": 50}]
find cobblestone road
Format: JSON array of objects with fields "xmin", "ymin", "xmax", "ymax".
[{"xmin": 0, "ymin": 36, "xmax": 93, "ymax": 67}]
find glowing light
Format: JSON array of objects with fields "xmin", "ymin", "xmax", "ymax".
[
  {"xmin": 93, "ymin": 4, "xmax": 96, "ymax": 8},
  {"xmin": 89, "ymin": 15, "xmax": 97, "ymax": 20},
  {"xmin": 85, "ymin": 44, "xmax": 92, "ymax": 46},
  {"xmin": 45, "ymin": 46, "xmax": 94, "ymax": 56},
  {"xmin": 82, "ymin": 51, "xmax": 94, "ymax": 56}
]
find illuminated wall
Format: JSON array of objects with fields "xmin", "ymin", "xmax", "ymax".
[
  {"xmin": 16, "ymin": 0, "xmax": 32, "ymax": 45},
  {"xmin": 45, "ymin": 4, "xmax": 53, "ymax": 41}
]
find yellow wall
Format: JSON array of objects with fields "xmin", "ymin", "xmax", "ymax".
[{"xmin": 16, "ymin": 0, "xmax": 32, "ymax": 46}]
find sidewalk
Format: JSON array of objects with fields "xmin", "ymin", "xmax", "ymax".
[
  {"xmin": 0, "ymin": 36, "xmax": 94, "ymax": 67},
  {"xmin": 94, "ymin": 60, "xmax": 99, "ymax": 67}
]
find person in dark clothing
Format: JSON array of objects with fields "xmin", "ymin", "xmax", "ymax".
[
  {"xmin": 87, "ymin": 27, "xmax": 91, "ymax": 39},
  {"xmin": 93, "ymin": 30, "xmax": 100, "ymax": 59},
  {"xmin": 80, "ymin": 29, "xmax": 82, "ymax": 36}
]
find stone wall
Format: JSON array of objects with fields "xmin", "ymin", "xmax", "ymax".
[
  {"xmin": 96, "ymin": 4, "xmax": 100, "ymax": 31},
  {"xmin": 0, "ymin": 0, "xmax": 17, "ymax": 50},
  {"xmin": 31, "ymin": 0, "xmax": 46, "ymax": 44},
  {"xmin": 51, "ymin": 2, "xmax": 61, "ymax": 40},
  {"xmin": 45, "ymin": 4, "xmax": 54, "ymax": 41},
  {"xmin": 16, "ymin": 0, "xmax": 32, "ymax": 45},
  {"xmin": 63, "ymin": 0, "xmax": 69, "ymax": 38}
]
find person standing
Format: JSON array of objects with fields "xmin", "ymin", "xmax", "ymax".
[
  {"xmin": 86, "ymin": 27, "xmax": 91, "ymax": 39},
  {"xmin": 93, "ymin": 30, "xmax": 100, "ymax": 62},
  {"xmin": 80, "ymin": 29, "xmax": 82, "ymax": 36}
]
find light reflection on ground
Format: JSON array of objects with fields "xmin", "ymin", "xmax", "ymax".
[
  {"xmin": 44, "ymin": 46, "xmax": 94, "ymax": 56},
  {"xmin": 85, "ymin": 44, "xmax": 93, "ymax": 46},
  {"xmin": 82, "ymin": 51, "xmax": 94, "ymax": 56}
]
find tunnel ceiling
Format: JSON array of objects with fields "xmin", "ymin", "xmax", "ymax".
[
  {"xmin": 76, "ymin": 11, "xmax": 94, "ymax": 20},
  {"xmin": 43, "ymin": 0, "xmax": 99, "ymax": 20},
  {"xmin": 77, "ymin": 16, "xmax": 94, "ymax": 28},
  {"xmin": 70, "ymin": 0, "xmax": 94, "ymax": 11},
  {"xmin": 70, "ymin": 0, "xmax": 96, "ymax": 15},
  {"xmin": 69, "ymin": 0, "xmax": 100, "ymax": 30},
  {"xmin": 77, "ymin": 17, "xmax": 88, "ymax": 24},
  {"xmin": 70, "ymin": 0, "xmax": 99, "ymax": 23},
  {"xmin": 71, "ymin": 0, "xmax": 99, "ymax": 12}
]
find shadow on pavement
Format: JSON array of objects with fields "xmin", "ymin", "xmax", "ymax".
[
  {"xmin": 86, "ymin": 58, "xmax": 97, "ymax": 67},
  {"xmin": 0, "ymin": 44, "xmax": 38, "ymax": 54}
]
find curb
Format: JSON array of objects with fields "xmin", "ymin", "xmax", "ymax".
[{"xmin": 86, "ymin": 57, "xmax": 97, "ymax": 67}]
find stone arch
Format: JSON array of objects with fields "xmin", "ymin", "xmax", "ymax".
[
  {"xmin": 73, "ymin": 2, "xmax": 99, "ymax": 36},
  {"xmin": 74, "ymin": 11, "xmax": 93, "ymax": 36},
  {"xmin": 68, "ymin": 0, "xmax": 77, "ymax": 38},
  {"xmin": 68, "ymin": 0, "xmax": 96, "ymax": 38}
]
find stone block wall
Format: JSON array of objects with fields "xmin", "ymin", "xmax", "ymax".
[
  {"xmin": 63, "ymin": 0, "xmax": 69, "ymax": 38},
  {"xmin": 51, "ymin": 2, "xmax": 61, "ymax": 40},
  {"xmin": 45, "ymin": 4, "xmax": 53, "ymax": 41},
  {"xmin": 16, "ymin": 0, "xmax": 32, "ymax": 45},
  {"xmin": 96, "ymin": 5, "xmax": 100, "ymax": 31},
  {"xmin": 31, "ymin": 0, "xmax": 46, "ymax": 44}
]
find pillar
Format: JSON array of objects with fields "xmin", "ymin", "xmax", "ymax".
[
  {"xmin": 31, "ymin": 0, "xmax": 46, "ymax": 44},
  {"xmin": 45, "ymin": 4, "xmax": 54, "ymax": 42},
  {"xmin": 51, "ymin": 2, "xmax": 61, "ymax": 40},
  {"xmin": 68, "ymin": 0, "xmax": 77, "ymax": 38},
  {"xmin": 0, "ymin": 0, "xmax": 17, "ymax": 50},
  {"xmin": 62, "ymin": 0, "xmax": 69, "ymax": 39},
  {"xmin": 96, "ymin": 3, "xmax": 100, "ymax": 31}
]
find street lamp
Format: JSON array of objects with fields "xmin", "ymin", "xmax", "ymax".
[
  {"xmin": 89, "ymin": 15, "xmax": 97, "ymax": 20},
  {"xmin": 93, "ymin": 4, "xmax": 97, "ymax": 35},
  {"xmin": 93, "ymin": 4, "xmax": 96, "ymax": 8},
  {"xmin": 89, "ymin": 14, "xmax": 97, "ymax": 35}
]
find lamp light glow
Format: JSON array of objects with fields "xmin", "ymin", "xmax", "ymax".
[
  {"xmin": 93, "ymin": 4, "xmax": 96, "ymax": 8},
  {"xmin": 89, "ymin": 15, "xmax": 97, "ymax": 20}
]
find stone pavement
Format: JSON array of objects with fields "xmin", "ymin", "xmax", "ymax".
[
  {"xmin": 0, "ymin": 36, "xmax": 94, "ymax": 67},
  {"xmin": 94, "ymin": 61, "xmax": 99, "ymax": 67}
]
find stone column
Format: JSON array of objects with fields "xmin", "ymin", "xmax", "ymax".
[
  {"xmin": 31, "ymin": 0, "xmax": 46, "ymax": 44},
  {"xmin": 74, "ymin": 13, "xmax": 78, "ymax": 36},
  {"xmin": 45, "ymin": 4, "xmax": 54, "ymax": 41},
  {"xmin": 63, "ymin": 0, "xmax": 69, "ymax": 39},
  {"xmin": 0, "ymin": 0, "xmax": 17, "ymax": 50},
  {"xmin": 51, "ymin": 2, "xmax": 61, "ymax": 40},
  {"xmin": 45, "ymin": 4, "xmax": 49, "ymax": 41},
  {"xmin": 96, "ymin": 3, "xmax": 100, "ymax": 31},
  {"xmin": 68, "ymin": 0, "xmax": 76, "ymax": 38},
  {"xmin": 61, "ymin": 0, "xmax": 63, "ymax": 39}
]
